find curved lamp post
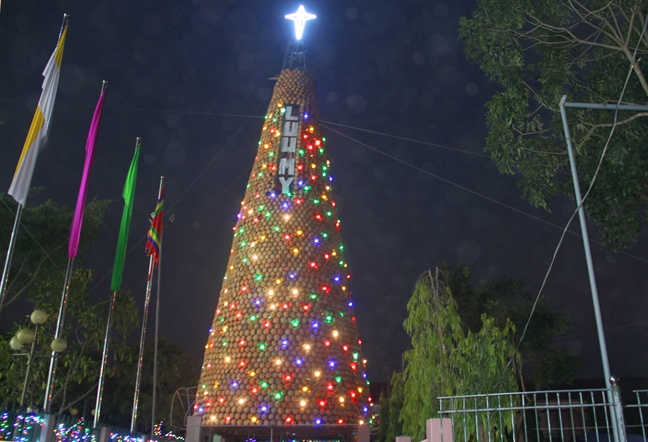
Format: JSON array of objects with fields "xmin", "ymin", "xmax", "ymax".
[{"xmin": 10, "ymin": 310, "xmax": 67, "ymax": 408}]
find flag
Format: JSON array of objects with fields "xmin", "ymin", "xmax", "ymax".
[
  {"xmin": 110, "ymin": 143, "xmax": 141, "ymax": 292},
  {"xmin": 146, "ymin": 184, "xmax": 164, "ymax": 280},
  {"xmin": 68, "ymin": 86, "xmax": 106, "ymax": 258},
  {"xmin": 8, "ymin": 23, "xmax": 68, "ymax": 206}
]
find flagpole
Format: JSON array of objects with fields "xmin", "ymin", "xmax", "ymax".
[
  {"xmin": 151, "ymin": 242, "xmax": 162, "ymax": 437},
  {"xmin": 58, "ymin": 14, "xmax": 69, "ymax": 39},
  {"xmin": 151, "ymin": 198, "xmax": 166, "ymax": 437},
  {"xmin": 94, "ymin": 137, "xmax": 140, "ymax": 428},
  {"xmin": 0, "ymin": 204, "xmax": 22, "ymax": 316},
  {"xmin": 131, "ymin": 257, "xmax": 154, "ymax": 433},
  {"xmin": 131, "ymin": 176, "xmax": 164, "ymax": 433},
  {"xmin": 44, "ymin": 79, "xmax": 106, "ymax": 413},
  {"xmin": 43, "ymin": 256, "xmax": 74, "ymax": 412},
  {"xmin": 93, "ymin": 289, "xmax": 116, "ymax": 427},
  {"xmin": 1, "ymin": 13, "xmax": 69, "ymax": 319}
]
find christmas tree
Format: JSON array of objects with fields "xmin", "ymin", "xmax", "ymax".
[{"xmin": 195, "ymin": 11, "xmax": 370, "ymax": 430}]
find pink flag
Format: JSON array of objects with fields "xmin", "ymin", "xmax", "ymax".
[{"xmin": 68, "ymin": 86, "xmax": 106, "ymax": 258}]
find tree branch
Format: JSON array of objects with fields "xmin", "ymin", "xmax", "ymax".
[
  {"xmin": 577, "ymin": 112, "xmax": 648, "ymax": 149},
  {"xmin": 57, "ymin": 383, "xmax": 97, "ymax": 414},
  {"xmin": 1, "ymin": 255, "xmax": 45, "ymax": 311}
]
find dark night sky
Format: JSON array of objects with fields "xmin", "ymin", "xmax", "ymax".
[{"xmin": 0, "ymin": 0, "xmax": 646, "ymax": 384}]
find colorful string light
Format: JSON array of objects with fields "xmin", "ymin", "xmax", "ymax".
[{"xmin": 196, "ymin": 69, "xmax": 369, "ymax": 427}]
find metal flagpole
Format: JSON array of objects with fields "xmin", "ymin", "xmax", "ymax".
[
  {"xmin": 1, "ymin": 13, "xmax": 69, "ymax": 318},
  {"xmin": 93, "ymin": 289, "xmax": 117, "ymax": 428},
  {"xmin": 43, "ymin": 256, "xmax": 74, "ymax": 412},
  {"xmin": 94, "ymin": 137, "xmax": 140, "ymax": 428},
  {"xmin": 0, "ymin": 204, "xmax": 23, "ymax": 316},
  {"xmin": 131, "ymin": 256, "xmax": 155, "ymax": 433},
  {"xmin": 559, "ymin": 95, "xmax": 634, "ymax": 442},
  {"xmin": 132, "ymin": 176, "xmax": 164, "ymax": 433},
  {"xmin": 151, "ymin": 224, "xmax": 163, "ymax": 437}
]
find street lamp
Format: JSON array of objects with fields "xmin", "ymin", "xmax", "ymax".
[{"xmin": 10, "ymin": 310, "xmax": 67, "ymax": 408}]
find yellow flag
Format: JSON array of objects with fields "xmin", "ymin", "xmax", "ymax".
[{"xmin": 8, "ymin": 24, "xmax": 68, "ymax": 206}]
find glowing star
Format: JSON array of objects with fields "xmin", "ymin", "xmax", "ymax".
[{"xmin": 285, "ymin": 5, "xmax": 316, "ymax": 40}]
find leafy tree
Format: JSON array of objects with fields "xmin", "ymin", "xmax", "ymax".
[
  {"xmin": 0, "ymin": 193, "xmax": 139, "ymax": 413},
  {"xmin": 0, "ymin": 192, "xmax": 110, "ymax": 312},
  {"xmin": 101, "ymin": 337, "xmax": 200, "ymax": 433},
  {"xmin": 398, "ymin": 270, "xmax": 518, "ymax": 441},
  {"xmin": 377, "ymin": 371, "xmax": 405, "ymax": 442},
  {"xmin": 459, "ymin": 0, "xmax": 648, "ymax": 252},
  {"xmin": 438, "ymin": 261, "xmax": 578, "ymax": 389}
]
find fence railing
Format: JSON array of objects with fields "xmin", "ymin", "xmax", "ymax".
[
  {"xmin": 625, "ymin": 390, "xmax": 648, "ymax": 442},
  {"xmin": 437, "ymin": 388, "xmax": 648, "ymax": 442}
]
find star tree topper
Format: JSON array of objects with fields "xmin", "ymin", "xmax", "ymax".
[{"xmin": 285, "ymin": 5, "xmax": 316, "ymax": 40}]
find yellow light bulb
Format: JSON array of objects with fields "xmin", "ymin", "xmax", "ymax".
[
  {"xmin": 275, "ymin": 359, "xmax": 282, "ymax": 365},
  {"xmin": 225, "ymin": 356, "xmax": 231, "ymax": 363},
  {"xmin": 314, "ymin": 370, "xmax": 321, "ymax": 377}
]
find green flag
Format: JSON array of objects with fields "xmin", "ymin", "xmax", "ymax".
[{"xmin": 110, "ymin": 142, "xmax": 140, "ymax": 292}]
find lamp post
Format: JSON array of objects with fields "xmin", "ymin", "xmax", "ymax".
[{"xmin": 10, "ymin": 309, "xmax": 67, "ymax": 409}]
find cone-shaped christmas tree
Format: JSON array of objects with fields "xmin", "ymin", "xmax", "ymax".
[{"xmin": 195, "ymin": 47, "xmax": 370, "ymax": 429}]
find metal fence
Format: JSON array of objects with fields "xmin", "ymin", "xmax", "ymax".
[
  {"xmin": 437, "ymin": 388, "xmax": 648, "ymax": 442},
  {"xmin": 626, "ymin": 390, "xmax": 648, "ymax": 442}
]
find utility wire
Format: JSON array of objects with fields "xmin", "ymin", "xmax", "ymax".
[
  {"xmin": 0, "ymin": 99, "xmax": 267, "ymax": 120},
  {"xmin": 321, "ymin": 123, "xmax": 648, "ymax": 265},
  {"xmin": 89, "ymin": 105, "xmax": 263, "ymax": 292},
  {"xmin": 323, "ymin": 124, "xmax": 584, "ymax": 238},
  {"xmin": 320, "ymin": 120, "xmax": 489, "ymax": 158},
  {"xmin": 0, "ymin": 197, "xmax": 66, "ymax": 276},
  {"xmin": 510, "ymin": 15, "xmax": 648, "ymax": 375}
]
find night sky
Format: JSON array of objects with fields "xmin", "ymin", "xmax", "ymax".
[{"xmin": 1, "ymin": 0, "xmax": 646, "ymax": 384}]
